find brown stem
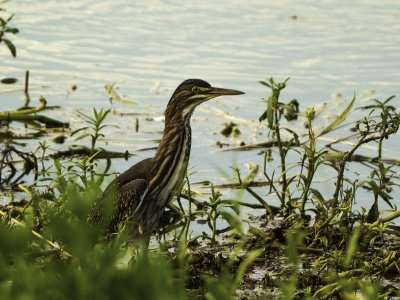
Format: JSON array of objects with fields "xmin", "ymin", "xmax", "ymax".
[
  {"xmin": 275, "ymin": 123, "xmax": 287, "ymax": 207},
  {"xmin": 24, "ymin": 70, "xmax": 31, "ymax": 107},
  {"xmin": 332, "ymin": 129, "xmax": 397, "ymax": 207}
]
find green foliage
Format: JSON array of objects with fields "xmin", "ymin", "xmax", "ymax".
[
  {"xmin": 1, "ymin": 76, "xmax": 400, "ymax": 298},
  {"xmin": 258, "ymin": 77, "xmax": 290, "ymax": 128},
  {"xmin": 71, "ymin": 108, "xmax": 117, "ymax": 155},
  {"xmin": 0, "ymin": 4, "xmax": 19, "ymax": 57},
  {"xmin": 0, "ymin": 229, "xmax": 186, "ymax": 299},
  {"xmin": 0, "ymin": 157, "xmax": 187, "ymax": 300},
  {"xmin": 254, "ymin": 77, "xmax": 400, "ymax": 222},
  {"xmin": 236, "ymin": 78, "xmax": 400, "ymax": 297},
  {"xmin": 343, "ymin": 227, "xmax": 361, "ymax": 268},
  {"xmin": 206, "ymin": 183, "xmax": 242, "ymax": 241},
  {"xmin": 285, "ymin": 231, "xmax": 304, "ymax": 267},
  {"xmin": 316, "ymin": 93, "xmax": 355, "ymax": 137}
]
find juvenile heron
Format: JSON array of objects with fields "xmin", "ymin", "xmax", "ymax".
[{"xmin": 90, "ymin": 79, "xmax": 244, "ymax": 238}]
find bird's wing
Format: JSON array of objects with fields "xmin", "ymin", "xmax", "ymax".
[
  {"xmin": 116, "ymin": 179, "xmax": 149, "ymax": 217},
  {"xmin": 105, "ymin": 178, "xmax": 149, "ymax": 233},
  {"xmin": 89, "ymin": 178, "xmax": 148, "ymax": 233}
]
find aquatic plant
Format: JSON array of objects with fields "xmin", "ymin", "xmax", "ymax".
[
  {"xmin": 0, "ymin": 3, "xmax": 18, "ymax": 57},
  {"xmin": 71, "ymin": 108, "xmax": 117, "ymax": 156},
  {"xmin": 1, "ymin": 76, "xmax": 399, "ymax": 299}
]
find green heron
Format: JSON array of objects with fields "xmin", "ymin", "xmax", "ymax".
[{"xmin": 90, "ymin": 79, "xmax": 244, "ymax": 238}]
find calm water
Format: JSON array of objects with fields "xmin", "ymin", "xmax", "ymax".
[{"xmin": 1, "ymin": 1, "xmax": 399, "ymax": 214}]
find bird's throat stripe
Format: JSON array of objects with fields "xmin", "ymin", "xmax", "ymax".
[{"xmin": 149, "ymin": 129, "xmax": 186, "ymax": 195}]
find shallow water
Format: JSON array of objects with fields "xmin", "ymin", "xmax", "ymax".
[{"xmin": 1, "ymin": 0, "xmax": 399, "ymax": 215}]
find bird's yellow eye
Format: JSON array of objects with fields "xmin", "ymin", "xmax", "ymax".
[{"xmin": 192, "ymin": 86, "xmax": 209, "ymax": 93}]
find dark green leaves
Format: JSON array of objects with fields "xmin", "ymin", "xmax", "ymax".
[
  {"xmin": 258, "ymin": 77, "xmax": 291, "ymax": 127},
  {"xmin": 2, "ymin": 38, "xmax": 16, "ymax": 57},
  {"xmin": 0, "ymin": 8, "xmax": 19, "ymax": 57}
]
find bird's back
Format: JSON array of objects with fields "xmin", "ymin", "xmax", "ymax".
[{"xmin": 116, "ymin": 157, "xmax": 154, "ymax": 186}]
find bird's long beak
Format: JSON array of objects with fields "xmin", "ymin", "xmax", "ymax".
[{"xmin": 208, "ymin": 87, "xmax": 245, "ymax": 96}]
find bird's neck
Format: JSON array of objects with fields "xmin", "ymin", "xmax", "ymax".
[
  {"xmin": 149, "ymin": 116, "xmax": 192, "ymax": 197},
  {"xmin": 155, "ymin": 115, "xmax": 191, "ymax": 159}
]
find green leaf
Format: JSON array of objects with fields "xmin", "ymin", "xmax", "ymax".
[
  {"xmin": 343, "ymin": 227, "xmax": 361, "ymax": 267},
  {"xmin": 366, "ymin": 201, "xmax": 379, "ymax": 223},
  {"xmin": 71, "ymin": 126, "xmax": 89, "ymax": 136},
  {"xmin": 258, "ymin": 80, "xmax": 271, "ymax": 88},
  {"xmin": 6, "ymin": 13, "xmax": 14, "ymax": 22},
  {"xmin": 98, "ymin": 124, "xmax": 118, "ymax": 131},
  {"xmin": 258, "ymin": 109, "xmax": 268, "ymax": 122},
  {"xmin": 2, "ymin": 38, "xmax": 16, "ymax": 57},
  {"xmin": 320, "ymin": 236, "xmax": 328, "ymax": 248},
  {"xmin": 242, "ymin": 163, "xmax": 259, "ymax": 184},
  {"xmin": 369, "ymin": 235, "xmax": 378, "ymax": 248},
  {"xmin": 233, "ymin": 248, "xmax": 264, "ymax": 291},
  {"xmin": 219, "ymin": 202, "xmax": 240, "ymax": 215},
  {"xmin": 77, "ymin": 110, "xmax": 95, "ymax": 123},
  {"xmin": 299, "ymin": 174, "xmax": 308, "ymax": 185},
  {"xmin": 310, "ymin": 188, "xmax": 325, "ymax": 205},
  {"xmin": 286, "ymin": 231, "xmax": 304, "ymax": 266},
  {"xmin": 219, "ymin": 210, "xmax": 242, "ymax": 233},
  {"xmin": 88, "ymin": 150, "xmax": 102, "ymax": 161},
  {"xmin": 54, "ymin": 159, "xmax": 62, "ymax": 173},
  {"xmin": 317, "ymin": 93, "xmax": 356, "ymax": 137},
  {"xmin": 5, "ymin": 27, "xmax": 19, "ymax": 34},
  {"xmin": 383, "ymin": 95, "xmax": 395, "ymax": 105},
  {"xmin": 367, "ymin": 181, "xmax": 393, "ymax": 208},
  {"xmin": 74, "ymin": 133, "xmax": 91, "ymax": 141},
  {"xmin": 97, "ymin": 108, "xmax": 111, "ymax": 125}
]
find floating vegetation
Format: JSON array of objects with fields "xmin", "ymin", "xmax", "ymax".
[
  {"xmin": 0, "ymin": 71, "xmax": 69, "ymax": 129},
  {"xmin": 220, "ymin": 121, "xmax": 241, "ymax": 137},
  {"xmin": 46, "ymin": 145, "xmax": 133, "ymax": 160},
  {"xmin": 105, "ymin": 83, "xmax": 138, "ymax": 105},
  {"xmin": 0, "ymin": 77, "xmax": 18, "ymax": 84},
  {"xmin": 0, "ymin": 96, "xmax": 69, "ymax": 128}
]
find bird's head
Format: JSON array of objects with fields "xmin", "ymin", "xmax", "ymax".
[{"xmin": 167, "ymin": 79, "xmax": 245, "ymax": 120}]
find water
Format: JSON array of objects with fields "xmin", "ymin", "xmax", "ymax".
[
  {"xmin": 1, "ymin": 0, "xmax": 399, "ymax": 214},
  {"xmin": 2, "ymin": 1, "xmax": 400, "ymax": 106}
]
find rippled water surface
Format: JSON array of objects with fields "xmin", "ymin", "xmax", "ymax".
[{"xmin": 1, "ymin": 0, "xmax": 399, "ymax": 211}]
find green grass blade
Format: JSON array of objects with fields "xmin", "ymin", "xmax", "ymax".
[
  {"xmin": 317, "ymin": 93, "xmax": 356, "ymax": 137},
  {"xmin": 344, "ymin": 226, "xmax": 361, "ymax": 267}
]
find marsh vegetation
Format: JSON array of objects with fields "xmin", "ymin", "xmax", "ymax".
[{"xmin": 1, "ymin": 4, "xmax": 400, "ymax": 300}]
